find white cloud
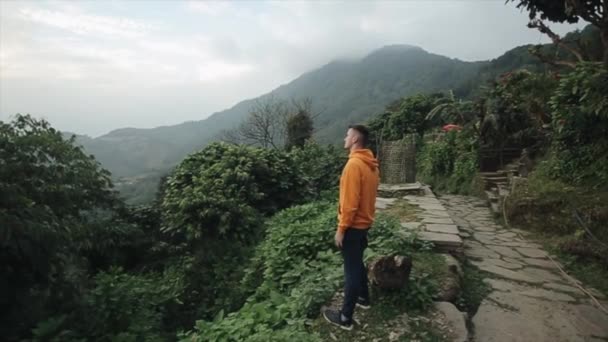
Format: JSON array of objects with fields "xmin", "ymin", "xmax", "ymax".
[
  {"xmin": 18, "ymin": 7, "xmax": 151, "ymax": 38},
  {"xmin": 0, "ymin": 0, "xmax": 587, "ymax": 137},
  {"xmin": 197, "ymin": 61, "xmax": 254, "ymax": 81},
  {"xmin": 185, "ymin": 1, "xmax": 233, "ymax": 16}
]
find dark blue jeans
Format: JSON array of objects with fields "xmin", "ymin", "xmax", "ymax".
[{"xmin": 341, "ymin": 228, "xmax": 370, "ymax": 320}]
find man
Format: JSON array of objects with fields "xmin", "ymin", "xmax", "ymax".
[{"xmin": 323, "ymin": 124, "xmax": 379, "ymax": 331}]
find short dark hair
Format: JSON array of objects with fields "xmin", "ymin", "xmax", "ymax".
[{"xmin": 348, "ymin": 124, "xmax": 370, "ymax": 147}]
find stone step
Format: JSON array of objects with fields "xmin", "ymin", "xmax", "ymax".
[
  {"xmin": 482, "ymin": 175, "xmax": 509, "ymax": 182},
  {"xmin": 485, "ymin": 190, "xmax": 499, "ymax": 202},
  {"xmin": 418, "ymin": 231, "xmax": 463, "ymax": 252},
  {"xmin": 485, "ymin": 181, "xmax": 509, "ymax": 190},
  {"xmin": 378, "ymin": 183, "xmax": 424, "ymax": 198},
  {"xmin": 479, "ymin": 170, "xmax": 508, "ymax": 177},
  {"xmin": 490, "ymin": 202, "xmax": 501, "ymax": 216},
  {"xmin": 497, "ymin": 185, "xmax": 510, "ymax": 197}
]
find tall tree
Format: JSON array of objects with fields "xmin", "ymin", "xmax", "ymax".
[
  {"xmin": 509, "ymin": 0, "xmax": 608, "ymax": 66},
  {"xmin": 285, "ymin": 99, "xmax": 315, "ymax": 150},
  {"xmin": 221, "ymin": 96, "xmax": 289, "ymax": 149},
  {"xmin": 425, "ymin": 90, "xmax": 477, "ymax": 128},
  {"xmin": 0, "ymin": 114, "xmax": 118, "ymax": 338},
  {"xmin": 222, "ymin": 97, "xmax": 317, "ymax": 150}
]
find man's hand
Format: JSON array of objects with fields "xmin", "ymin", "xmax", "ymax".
[{"xmin": 335, "ymin": 230, "xmax": 345, "ymax": 248}]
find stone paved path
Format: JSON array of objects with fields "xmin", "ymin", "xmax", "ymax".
[{"xmin": 439, "ymin": 194, "xmax": 608, "ymax": 342}]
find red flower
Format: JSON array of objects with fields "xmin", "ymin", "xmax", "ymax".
[{"xmin": 442, "ymin": 124, "xmax": 463, "ymax": 132}]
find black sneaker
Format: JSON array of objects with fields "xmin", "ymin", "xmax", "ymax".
[
  {"xmin": 322, "ymin": 309, "xmax": 353, "ymax": 331},
  {"xmin": 356, "ymin": 297, "xmax": 371, "ymax": 310}
]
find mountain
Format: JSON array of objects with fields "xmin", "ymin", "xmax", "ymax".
[
  {"xmin": 60, "ymin": 25, "xmax": 602, "ymax": 204},
  {"xmin": 77, "ymin": 45, "xmax": 488, "ymax": 180},
  {"xmin": 78, "ymin": 30, "xmax": 599, "ymax": 203}
]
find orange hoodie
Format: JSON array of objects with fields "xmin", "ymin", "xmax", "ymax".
[{"xmin": 338, "ymin": 149, "xmax": 380, "ymax": 233}]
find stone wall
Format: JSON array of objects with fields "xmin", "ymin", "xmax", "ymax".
[{"xmin": 378, "ymin": 135, "xmax": 416, "ymax": 184}]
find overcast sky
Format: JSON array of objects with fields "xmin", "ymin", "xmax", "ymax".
[{"xmin": 0, "ymin": 0, "xmax": 585, "ymax": 137}]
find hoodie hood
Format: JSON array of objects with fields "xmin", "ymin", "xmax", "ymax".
[{"xmin": 349, "ymin": 149, "xmax": 378, "ymax": 170}]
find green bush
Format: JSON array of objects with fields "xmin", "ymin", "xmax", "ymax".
[
  {"xmin": 0, "ymin": 115, "xmax": 122, "ymax": 339},
  {"xmin": 180, "ymin": 201, "xmax": 340, "ymax": 341},
  {"xmin": 181, "ymin": 199, "xmax": 431, "ymax": 341},
  {"xmin": 159, "ymin": 142, "xmax": 345, "ymax": 325},
  {"xmin": 288, "ymin": 141, "xmax": 347, "ymax": 199},
  {"xmin": 418, "ymin": 130, "xmax": 479, "ymax": 194},
  {"xmin": 479, "ymin": 70, "xmax": 557, "ymax": 149},
  {"xmin": 368, "ymin": 93, "xmax": 445, "ymax": 142},
  {"xmin": 161, "ymin": 142, "xmax": 306, "ymax": 242},
  {"xmin": 547, "ymin": 63, "xmax": 608, "ymax": 188},
  {"xmin": 31, "ymin": 267, "xmax": 185, "ymax": 341}
]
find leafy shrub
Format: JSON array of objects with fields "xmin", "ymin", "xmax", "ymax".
[
  {"xmin": 160, "ymin": 142, "xmax": 344, "ymax": 325},
  {"xmin": 181, "ymin": 200, "xmax": 432, "ymax": 341},
  {"xmin": 31, "ymin": 267, "xmax": 185, "ymax": 341},
  {"xmin": 161, "ymin": 142, "xmax": 306, "ymax": 242},
  {"xmin": 288, "ymin": 141, "xmax": 347, "ymax": 199},
  {"xmin": 0, "ymin": 114, "xmax": 121, "ymax": 339},
  {"xmin": 418, "ymin": 130, "xmax": 479, "ymax": 194},
  {"xmin": 479, "ymin": 70, "xmax": 557, "ymax": 149},
  {"xmin": 181, "ymin": 201, "xmax": 340, "ymax": 341},
  {"xmin": 547, "ymin": 62, "xmax": 608, "ymax": 188},
  {"xmin": 368, "ymin": 93, "xmax": 445, "ymax": 142}
]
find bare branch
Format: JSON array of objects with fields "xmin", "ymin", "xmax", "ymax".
[
  {"xmin": 528, "ymin": 45, "xmax": 577, "ymax": 68},
  {"xmin": 528, "ymin": 19, "xmax": 585, "ymax": 62},
  {"xmin": 219, "ymin": 128, "xmax": 242, "ymax": 145}
]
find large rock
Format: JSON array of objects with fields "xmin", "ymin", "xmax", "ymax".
[
  {"xmin": 434, "ymin": 302, "xmax": 468, "ymax": 342},
  {"xmin": 368, "ymin": 255, "xmax": 412, "ymax": 289}
]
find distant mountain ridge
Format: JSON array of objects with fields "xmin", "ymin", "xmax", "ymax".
[
  {"xmin": 76, "ymin": 44, "xmax": 493, "ymax": 179},
  {"xmin": 60, "ymin": 25, "xmax": 600, "ymax": 204}
]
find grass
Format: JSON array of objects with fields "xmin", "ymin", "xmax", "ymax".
[
  {"xmin": 310, "ymin": 194, "xmax": 457, "ymax": 341},
  {"xmin": 504, "ymin": 170, "xmax": 608, "ymax": 298},
  {"xmin": 383, "ymin": 199, "xmax": 421, "ymax": 222},
  {"xmin": 310, "ymin": 251, "xmax": 451, "ymax": 342},
  {"xmin": 523, "ymin": 231, "xmax": 608, "ymax": 297},
  {"xmin": 455, "ymin": 261, "xmax": 491, "ymax": 316},
  {"xmin": 554, "ymin": 249, "xmax": 608, "ymax": 297},
  {"xmin": 310, "ymin": 288, "xmax": 449, "ymax": 342},
  {"xmin": 411, "ymin": 251, "xmax": 449, "ymax": 282}
]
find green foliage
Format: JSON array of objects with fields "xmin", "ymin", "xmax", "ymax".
[
  {"xmin": 31, "ymin": 267, "xmax": 185, "ymax": 341},
  {"xmin": 180, "ymin": 201, "xmax": 340, "ymax": 341},
  {"xmin": 509, "ymin": 0, "xmax": 608, "ymax": 66},
  {"xmin": 252, "ymin": 201, "xmax": 339, "ymax": 291},
  {"xmin": 456, "ymin": 261, "xmax": 491, "ymax": 315},
  {"xmin": 418, "ymin": 130, "xmax": 479, "ymax": 194},
  {"xmin": 546, "ymin": 63, "xmax": 608, "ymax": 187},
  {"xmin": 83, "ymin": 268, "xmax": 183, "ymax": 340},
  {"xmin": 158, "ymin": 142, "xmax": 347, "ymax": 328},
  {"xmin": 0, "ymin": 114, "xmax": 121, "ymax": 339},
  {"xmin": 509, "ymin": 0, "xmax": 601, "ymax": 24},
  {"xmin": 161, "ymin": 142, "xmax": 305, "ymax": 242},
  {"xmin": 77, "ymin": 44, "xmax": 493, "ymax": 191},
  {"xmin": 479, "ymin": 70, "xmax": 558, "ymax": 149},
  {"xmin": 181, "ymin": 199, "xmax": 429, "ymax": 341},
  {"xmin": 426, "ymin": 90, "xmax": 476, "ymax": 127},
  {"xmin": 368, "ymin": 93, "xmax": 445, "ymax": 142},
  {"xmin": 403, "ymin": 273, "xmax": 438, "ymax": 311},
  {"xmin": 286, "ymin": 110, "xmax": 314, "ymax": 149},
  {"xmin": 288, "ymin": 141, "xmax": 347, "ymax": 198}
]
